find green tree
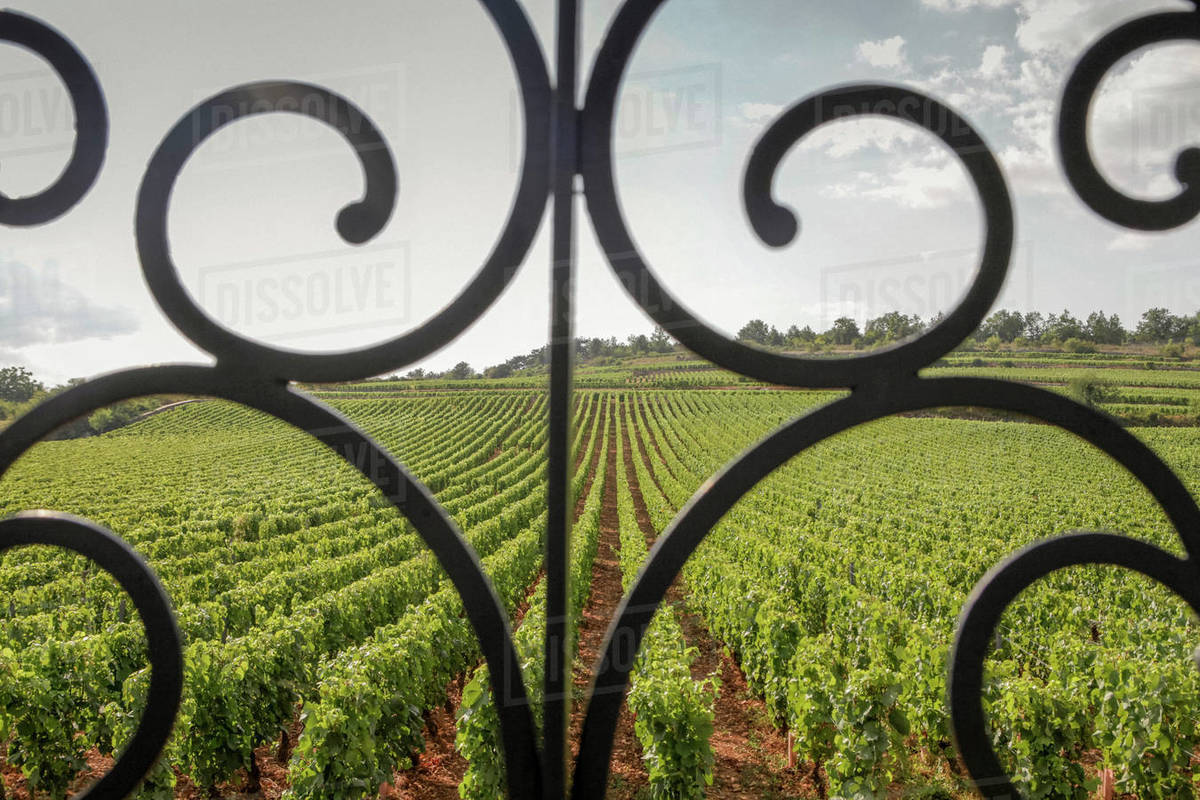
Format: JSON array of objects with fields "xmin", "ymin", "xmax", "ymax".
[
  {"xmin": 977, "ymin": 309, "xmax": 1025, "ymax": 342},
  {"xmin": 787, "ymin": 324, "xmax": 816, "ymax": 345},
  {"xmin": 1046, "ymin": 310, "xmax": 1084, "ymax": 342},
  {"xmin": 865, "ymin": 311, "xmax": 923, "ymax": 344},
  {"xmin": 0, "ymin": 366, "xmax": 42, "ymax": 403},
  {"xmin": 1136, "ymin": 307, "xmax": 1188, "ymax": 342},
  {"xmin": 485, "ymin": 363, "xmax": 514, "ymax": 379},
  {"xmin": 736, "ymin": 319, "xmax": 772, "ymax": 345},
  {"xmin": 826, "ymin": 317, "xmax": 861, "ymax": 346},
  {"xmin": 1022, "ymin": 311, "xmax": 1046, "ymax": 339},
  {"xmin": 1067, "ymin": 374, "xmax": 1108, "ymax": 406},
  {"xmin": 449, "ymin": 361, "xmax": 475, "ymax": 380},
  {"xmin": 1085, "ymin": 311, "xmax": 1126, "ymax": 345},
  {"xmin": 649, "ymin": 326, "xmax": 673, "ymax": 353},
  {"xmin": 1063, "ymin": 337, "xmax": 1096, "ymax": 354}
]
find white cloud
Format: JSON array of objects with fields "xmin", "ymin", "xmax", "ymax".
[
  {"xmin": 922, "ymin": 0, "xmax": 1014, "ymax": 9},
  {"xmin": 903, "ymin": 2, "xmax": 1200, "ymax": 204},
  {"xmin": 820, "ymin": 170, "xmax": 885, "ymax": 200},
  {"xmin": 1108, "ymin": 232, "xmax": 1155, "ymax": 251},
  {"xmin": 997, "ymin": 142, "xmax": 1064, "ymax": 197},
  {"xmin": 979, "ymin": 45, "xmax": 1010, "ymax": 79},
  {"xmin": 814, "ymin": 144, "xmax": 972, "ymax": 210},
  {"xmin": 0, "ymin": 260, "xmax": 138, "ymax": 347},
  {"xmin": 799, "ymin": 117, "xmax": 922, "ymax": 159},
  {"xmin": 1013, "ymin": 55, "xmax": 1060, "ymax": 98},
  {"xmin": 856, "ymin": 35, "xmax": 910, "ymax": 71},
  {"xmin": 921, "ymin": 0, "xmax": 1192, "ymax": 60},
  {"xmin": 1011, "ymin": 0, "xmax": 1193, "ymax": 59},
  {"xmin": 739, "ymin": 102, "xmax": 784, "ymax": 123},
  {"xmin": 859, "ymin": 156, "xmax": 972, "ymax": 209}
]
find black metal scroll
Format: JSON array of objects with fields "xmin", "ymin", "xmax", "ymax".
[
  {"xmin": 2, "ymin": 2, "xmax": 1199, "ymax": 799},
  {"xmin": 0, "ymin": 513, "xmax": 181, "ymax": 800},
  {"xmin": 0, "ymin": 11, "xmax": 106, "ymax": 226}
]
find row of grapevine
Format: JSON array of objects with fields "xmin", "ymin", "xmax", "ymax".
[
  {"xmin": 455, "ymin": 395, "xmax": 612, "ymax": 800},
  {"xmin": 613, "ymin": 397, "xmax": 716, "ymax": 799},
  {"xmin": 627, "ymin": 390, "xmax": 1200, "ymax": 797},
  {"xmin": 279, "ymin": 393, "xmax": 609, "ymax": 798},
  {"xmin": 0, "ymin": 390, "xmax": 575, "ymax": 796},
  {"xmin": 928, "ymin": 364, "xmax": 1200, "ymax": 390}
]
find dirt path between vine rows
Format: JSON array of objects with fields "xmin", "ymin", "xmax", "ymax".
[
  {"xmin": 388, "ymin": 398, "xmax": 608, "ymax": 800},
  {"xmin": 568, "ymin": 402, "xmax": 649, "ymax": 798},
  {"xmin": 624, "ymin": 398, "xmax": 815, "ymax": 799}
]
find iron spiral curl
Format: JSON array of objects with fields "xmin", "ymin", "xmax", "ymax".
[
  {"xmin": 1059, "ymin": 2, "xmax": 1200, "ymax": 231},
  {"xmin": 2, "ymin": 2, "xmax": 1200, "ymax": 799},
  {"xmin": 0, "ymin": 513, "xmax": 181, "ymax": 800},
  {"xmin": 0, "ymin": 11, "xmax": 106, "ymax": 226}
]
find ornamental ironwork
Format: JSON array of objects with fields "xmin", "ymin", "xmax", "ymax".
[{"xmin": 1, "ymin": 3, "xmax": 1199, "ymax": 799}]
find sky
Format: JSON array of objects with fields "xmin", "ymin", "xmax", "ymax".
[{"xmin": 2, "ymin": 0, "xmax": 1200, "ymax": 384}]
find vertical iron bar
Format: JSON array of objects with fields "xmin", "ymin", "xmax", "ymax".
[{"xmin": 545, "ymin": 0, "xmax": 579, "ymax": 797}]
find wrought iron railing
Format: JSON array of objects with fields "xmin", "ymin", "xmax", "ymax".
[{"xmin": 1, "ymin": 3, "xmax": 1198, "ymax": 798}]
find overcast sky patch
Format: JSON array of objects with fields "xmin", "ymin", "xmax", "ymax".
[{"xmin": 0, "ymin": 259, "xmax": 139, "ymax": 348}]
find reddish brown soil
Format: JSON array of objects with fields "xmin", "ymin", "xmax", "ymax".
[
  {"xmin": 569, "ymin": 405, "xmax": 648, "ymax": 799},
  {"xmin": 1, "ymin": 748, "xmax": 116, "ymax": 800},
  {"xmin": 619, "ymin": 409, "xmax": 814, "ymax": 799},
  {"xmin": 390, "ymin": 398, "xmax": 610, "ymax": 799},
  {"xmin": 386, "ymin": 676, "xmax": 469, "ymax": 800},
  {"xmin": 618, "ymin": 413, "xmax": 655, "ymax": 538}
]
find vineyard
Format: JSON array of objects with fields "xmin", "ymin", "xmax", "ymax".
[{"xmin": 1, "ymin": 361, "xmax": 1200, "ymax": 798}]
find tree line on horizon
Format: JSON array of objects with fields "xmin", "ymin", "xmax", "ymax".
[
  {"xmin": 736, "ymin": 307, "xmax": 1200, "ymax": 351},
  {"xmin": 402, "ymin": 328, "xmax": 678, "ymax": 381},
  {"xmin": 6, "ymin": 307, "xmax": 1198, "ymax": 406},
  {"xmin": 0, "ymin": 367, "xmax": 169, "ymax": 435},
  {"xmin": 385, "ymin": 306, "xmax": 1200, "ymax": 381}
]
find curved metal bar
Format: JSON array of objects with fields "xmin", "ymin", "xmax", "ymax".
[
  {"xmin": 135, "ymin": 81, "xmax": 397, "ymax": 377},
  {"xmin": 949, "ymin": 533, "xmax": 1200, "ymax": 798},
  {"xmin": 0, "ymin": 365, "xmax": 541, "ymax": 798},
  {"xmin": 0, "ymin": 512, "xmax": 182, "ymax": 800},
  {"xmin": 571, "ymin": 376, "xmax": 1200, "ymax": 797},
  {"xmin": 742, "ymin": 84, "xmax": 1012, "ymax": 382},
  {"xmin": 1059, "ymin": 7, "xmax": 1200, "ymax": 231},
  {"xmin": 135, "ymin": 0, "xmax": 552, "ymax": 384},
  {"xmin": 580, "ymin": 2, "xmax": 1012, "ymax": 388},
  {"xmin": 0, "ymin": 11, "xmax": 107, "ymax": 226}
]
